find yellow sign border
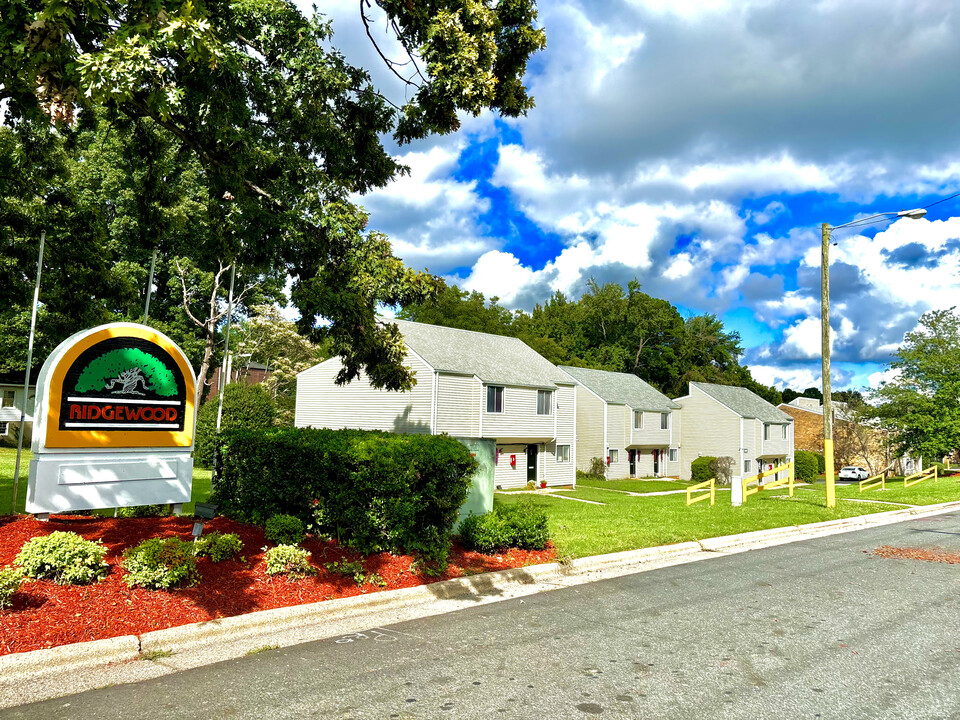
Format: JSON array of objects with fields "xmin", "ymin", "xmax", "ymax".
[{"xmin": 45, "ymin": 326, "xmax": 196, "ymax": 448}]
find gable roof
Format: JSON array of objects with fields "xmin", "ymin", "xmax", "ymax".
[
  {"xmin": 558, "ymin": 366, "xmax": 679, "ymax": 411},
  {"xmin": 391, "ymin": 319, "xmax": 572, "ymax": 388},
  {"xmin": 690, "ymin": 382, "xmax": 793, "ymax": 423}
]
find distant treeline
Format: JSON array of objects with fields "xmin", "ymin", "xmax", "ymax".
[{"xmin": 399, "ymin": 279, "xmax": 863, "ymax": 406}]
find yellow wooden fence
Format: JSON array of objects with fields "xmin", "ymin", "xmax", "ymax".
[
  {"xmin": 903, "ymin": 466, "xmax": 938, "ymax": 488},
  {"xmin": 686, "ymin": 478, "xmax": 716, "ymax": 506},
  {"xmin": 742, "ymin": 461, "xmax": 795, "ymax": 504}
]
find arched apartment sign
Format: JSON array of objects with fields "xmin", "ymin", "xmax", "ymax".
[{"xmin": 27, "ymin": 323, "xmax": 197, "ymax": 516}]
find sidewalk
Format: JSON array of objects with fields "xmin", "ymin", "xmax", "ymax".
[{"xmin": 3, "ymin": 500, "xmax": 960, "ymax": 709}]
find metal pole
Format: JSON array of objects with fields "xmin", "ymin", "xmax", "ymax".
[
  {"xmin": 821, "ymin": 223, "xmax": 836, "ymax": 508},
  {"xmin": 215, "ymin": 263, "xmax": 236, "ymax": 436},
  {"xmin": 12, "ymin": 231, "xmax": 45, "ymax": 514},
  {"xmin": 143, "ymin": 248, "xmax": 158, "ymax": 323}
]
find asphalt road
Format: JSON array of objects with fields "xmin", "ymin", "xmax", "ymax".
[{"xmin": 5, "ymin": 512, "xmax": 960, "ymax": 720}]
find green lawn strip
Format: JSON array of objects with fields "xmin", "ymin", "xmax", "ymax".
[
  {"xmin": 546, "ymin": 487, "xmax": 613, "ymax": 504},
  {"xmin": 577, "ymin": 477, "xmax": 694, "ymax": 493},
  {"xmin": 831, "ymin": 476, "xmax": 960, "ymax": 506},
  {"xmin": 494, "ymin": 486, "xmax": 948, "ymax": 559},
  {"xmin": 0, "ymin": 448, "xmax": 213, "ymax": 516}
]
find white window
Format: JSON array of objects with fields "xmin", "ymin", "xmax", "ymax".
[
  {"xmin": 782, "ymin": 424, "xmax": 788, "ymax": 439},
  {"xmin": 556, "ymin": 445, "xmax": 570, "ymax": 463},
  {"xmin": 0, "ymin": 421, "xmax": 7, "ymax": 435},
  {"xmin": 486, "ymin": 386, "xmax": 503, "ymax": 413},
  {"xmin": 669, "ymin": 448, "xmax": 678, "ymax": 462},
  {"xmin": 1, "ymin": 390, "xmax": 13, "ymax": 408},
  {"xmin": 608, "ymin": 449, "xmax": 619, "ymax": 464},
  {"xmin": 634, "ymin": 410, "xmax": 643, "ymax": 429},
  {"xmin": 660, "ymin": 413, "xmax": 669, "ymax": 430},
  {"xmin": 743, "ymin": 459, "xmax": 751, "ymax": 473},
  {"xmin": 537, "ymin": 389, "xmax": 553, "ymax": 415},
  {"xmin": 763, "ymin": 424, "xmax": 770, "ymax": 440}
]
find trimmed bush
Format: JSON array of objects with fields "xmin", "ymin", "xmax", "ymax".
[
  {"xmin": 459, "ymin": 499, "xmax": 550, "ymax": 553},
  {"xmin": 794, "ymin": 450, "xmax": 819, "ymax": 481},
  {"xmin": 264, "ymin": 514, "xmax": 305, "ymax": 546},
  {"xmin": 194, "ymin": 532, "xmax": 243, "ymax": 562},
  {"xmin": 815, "ymin": 452, "xmax": 826, "ymax": 473},
  {"xmin": 588, "ymin": 457, "xmax": 607, "ymax": 477},
  {"xmin": 122, "ymin": 538, "xmax": 199, "ymax": 589},
  {"xmin": 15, "ymin": 531, "xmax": 109, "ymax": 585},
  {"xmin": 264, "ymin": 544, "xmax": 314, "ymax": 577},
  {"xmin": 194, "ymin": 382, "xmax": 277, "ymax": 468},
  {"xmin": 0, "ymin": 567, "xmax": 22, "ymax": 609},
  {"xmin": 690, "ymin": 456, "xmax": 716, "ymax": 485},
  {"xmin": 213, "ymin": 428, "xmax": 478, "ymax": 565}
]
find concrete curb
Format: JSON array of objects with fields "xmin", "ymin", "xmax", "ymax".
[{"xmin": 7, "ymin": 499, "xmax": 960, "ymax": 690}]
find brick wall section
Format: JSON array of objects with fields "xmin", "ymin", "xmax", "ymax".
[{"xmin": 779, "ymin": 405, "xmax": 824, "ymax": 453}]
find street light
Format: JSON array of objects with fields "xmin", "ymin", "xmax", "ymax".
[{"xmin": 821, "ymin": 207, "xmax": 927, "ymax": 508}]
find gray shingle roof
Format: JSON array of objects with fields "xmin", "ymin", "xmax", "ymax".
[
  {"xmin": 558, "ymin": 366, "xmax": 680, "ymax": 411},
  {"xmin": 391, "ymin": 319, "xmax": 572, "ymax": 388},
  {"xmin": 690, "ymin": 382, "xmax": 793, "ymax": 423}
]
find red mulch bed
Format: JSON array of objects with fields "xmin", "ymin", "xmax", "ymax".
[
  {"xmin": 0, "ymin": 514, "xmax": 554, "ymax": 657},
  {"xmin": 873, "ymin": 545, "xmax": 960, "ymax": 564}
]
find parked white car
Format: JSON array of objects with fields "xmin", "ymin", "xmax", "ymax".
[{"xmin": 838, "ymin": 466, "xmax": 869, "ymax": 481}]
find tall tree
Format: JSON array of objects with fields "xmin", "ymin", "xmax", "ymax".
[
  {"xmin": 1, "ymin": 0, "xmax": 546, "ymax": 390},
  {"xmin": 871, "ymin": 308, "xmax": 960, "ymax": 461}
]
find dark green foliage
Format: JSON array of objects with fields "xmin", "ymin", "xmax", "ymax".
[
  {"xmin": 194, "ymin": 532, "xmax": 243, "ymax": 562},
  {"xmin": 815, "ymin": 452, "xmax": 826, "ymax": 473},
  {"xmin": 264, "ymin": 515, "xmax": 305, "ymax": 546},
  {"xmin": 115, "ymin": 504, "xmax": 167, "ymax": 518},
  {"xmin": 121, "ymin": 538, "xmax": 199, "ymax": 590},
  {"xmin": 690, "ymin": 457, "xmax": 717, "ymax": 485},
  {"xmin": 15, "ymin": 531, "xmax": 108, "ymax": 585},
  {"xmin": 213, "ymin": 428, "xmax": 478, "ymax": 565},
  {"xmin": 458, "ymin": 499, "xmax": 550, "ymax": 553},
  {"xmin": 194, "ymin": 383, "xmax": 276, "ymax": 468},
  {"xmin": 794, "ymin": 451, "xmax": 819, "ymax": 481}
]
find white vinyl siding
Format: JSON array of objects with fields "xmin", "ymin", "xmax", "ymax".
[
  {"xmin": 494, "ymin": 445, "xmax": 528, "ymax": 489},
  {"xmin": 761, "ymin": 422, "xmax": 793, "ymax": 458},
  {"xmin": 295, "ymin": 353, "xmax": 433, "ymax": 433},
  {"xmin": 676, "ymin": 386, "xmax": 742, "ymax": 480},
  {"xmin": 606, "ymin": 405, "xmax": 629, "ymax": 478},
  {"xmin": 573, "ymin": 386, "xmax": 605, "ymax": 473},
  {"xmin": 483, "ymin": 385, "xmax": 556, "ymax": 439},
  {"xmin": 435, "ymin": 373, "xmax": 481, "ymax": 436},
  {"xmin": 630, "ymin": 410, "xmax": 673, "ymax": 447}
]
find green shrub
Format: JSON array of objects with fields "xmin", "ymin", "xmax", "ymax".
[
  {"xmin": 459, "ymin": 499, "xmax": 550, "ymax": 553},
  {"xmin": 588, "ymin": 457, "xmax": 607, "ymax": 477},
  {"xmin": 324, "ymin": 559, "xmax": 366, "ymax": 585},
  {"xmin": 122, "ymin": 538, "xmax": 199, "ymax": 589},
  {"xmin": 115, "ymin": 504, "xmax": 167, "ymax": 518},
  {"xmin": 194, "ymin": 383, "xmax": 277, "ymax": 468},
  {"xmin": 815, "ymin": 452, "xmax": 825, "ymax": 473},
  {"xmin": 0, "ymin": 567, "xmax": 22, "ymax": 609},
  {"xmin": 690, "ymin": 456, "xmax": 716, "ymax": 485},
  {"xmin": 794, "ymin": 450, "xmax": 819, "ymax": 481},
  {"xmin": 708, "ymin": 456, "xmax": 735, "ymax": 487},
  {"xmin": 213, "ymin": 428, "xmax": 478, "ymax": 565},
  {"xmin": 194, "ymin": 532, "xmax": 243, "ymax": 562},
  {"xmin": 264, "ymin": 544, "xmax": 314, "ymax": 577},
  {"xmin": 264, "ymin": 514, "xmax": 305, "ymax": 546},
  {"xmin": 15, "ymin": 531, "xmax": 109, "ymax": 585}
]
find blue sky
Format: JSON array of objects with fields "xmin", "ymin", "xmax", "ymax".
[{"xmin": 309, "ymin": 0, "xmax": 960, "ymax": 393}]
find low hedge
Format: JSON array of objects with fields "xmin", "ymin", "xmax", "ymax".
[
  {"xmin": 459, "ymin": 499, "xmax": 550, "ymax": 553},
  {"xmin": 794, "ymin": 450, "xmax": 819, "ymax": 481},
  {"xmin": 690, "ymin": 456, "xmax": 716, "ymax": 485},
  {"xmin": 213, "ymin": 428, "xmax": 478, "ymax": 565}
]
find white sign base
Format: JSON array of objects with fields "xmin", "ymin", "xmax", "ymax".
[{"xmin": 26, "ymin": 451, "xmax": 193, "ymax": 513}]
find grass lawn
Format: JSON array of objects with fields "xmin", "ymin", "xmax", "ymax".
[
  {"xmin": 0, "ymin": 447, "xmax": 213, "ymax": 516},
  {"xmin": 497, "ymin": 476, "xmax": 960, "ymax": 559},
  {"xmin": 577, "ymin": 476, "xmax": 695, "ymax": 494}
]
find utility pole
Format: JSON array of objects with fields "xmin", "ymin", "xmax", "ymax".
[{"xmin": 821, "ymin": 223, "xmax": 835, "ymax": 508}]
